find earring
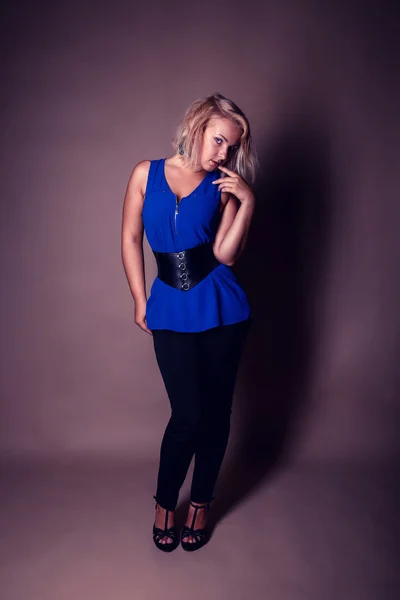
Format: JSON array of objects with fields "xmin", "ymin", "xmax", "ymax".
[{"xmin": 178, "ymin": 143, "xmax": 184, "ymax": 156}]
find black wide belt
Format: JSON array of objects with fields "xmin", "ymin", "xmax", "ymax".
[{"xmin": 153, "ymin": 242, "xmax": 221, "ymax": 291}]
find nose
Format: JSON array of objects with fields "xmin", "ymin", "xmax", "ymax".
[{"xmin": 217, "ymin": 149, "xmax": 227, "ymax": 162}]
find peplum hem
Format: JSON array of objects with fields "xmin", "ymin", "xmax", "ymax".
[{"xmin": 146, "ymin": 264, "xmax": 251, "ymax": 332}]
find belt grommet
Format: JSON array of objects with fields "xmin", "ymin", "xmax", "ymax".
[
  {"xmin": 182, "ymin": 282, "xmax": 190, "ymax": 291},
  {"xmin": 179, "ymin": 262, "xmax": 186, "ymax": 270}
]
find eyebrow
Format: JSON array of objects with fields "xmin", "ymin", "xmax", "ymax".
[{"xmin": 216, "ymin": 133, "xmax": 239, "ymax": 147}]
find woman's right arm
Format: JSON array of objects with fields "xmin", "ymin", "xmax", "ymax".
[{"xmin": 121, "ymin": 160, "xmax": 152, "ymax": 335}]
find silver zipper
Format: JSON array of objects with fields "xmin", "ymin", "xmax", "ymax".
[{"xmin": 174, "ymin": 196, "xmax": 179, "ymax": 235}]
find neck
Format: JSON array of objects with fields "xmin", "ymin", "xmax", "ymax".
[{"xmin": 174, "ymin": 154, "xmax": 204, "ymax": 174}]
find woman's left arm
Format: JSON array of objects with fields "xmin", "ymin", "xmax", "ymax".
[{"xmin": 212, "ymin": 165, "xmax": 256, "ymax": 266}]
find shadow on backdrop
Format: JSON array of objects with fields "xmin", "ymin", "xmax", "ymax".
[{"xmin": 203, "ymin": 110, "xmax": 333, "ymax": 534}]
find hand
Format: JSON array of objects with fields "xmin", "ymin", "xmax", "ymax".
[
  {"xmin": 134, "ymin": 302, "xmax": 153, "ymax": 336},
  {"xmin": 212, "ymin": 165, "xmax": 255, "ymax": 205}
]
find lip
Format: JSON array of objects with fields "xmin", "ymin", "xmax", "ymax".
[{"xmin": 210, "ymin": 159, "xmax": 219, "ymax": 167}]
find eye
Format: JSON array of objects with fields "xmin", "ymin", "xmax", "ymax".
[
  {"xmin": 230, "ymin": 146, "xmax": 239, "ymax": 153},
  {"xmin": 215, "ymin": 137, "xmax": 223, "ymax": 145}
]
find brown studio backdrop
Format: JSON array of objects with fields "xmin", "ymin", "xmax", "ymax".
[{"xmin": 0, "ymin": 0, "xmax": 399, "ymax": 463}]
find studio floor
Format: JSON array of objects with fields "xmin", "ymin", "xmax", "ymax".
[{"xmin": 0, "ymin": 457, "xmax": 398, "ymax": 600}]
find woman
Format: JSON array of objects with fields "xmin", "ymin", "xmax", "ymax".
[{"xmin": 121, "ymin": 92, "xmax": 258, "ymax": 552}]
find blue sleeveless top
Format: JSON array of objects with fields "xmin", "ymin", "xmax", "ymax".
[{"xmin": 142, "ymin": 158, "xmax": 251, "ymax": 332}]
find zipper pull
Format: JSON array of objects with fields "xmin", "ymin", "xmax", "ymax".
[{"xmin": 174, "ymin": 196, "xmax": 179, "ymax": 234}]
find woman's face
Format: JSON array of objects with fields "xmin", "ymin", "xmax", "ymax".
[{"xmin": 200, "ymin": 117, "xmax": 242, "ymax": 171}]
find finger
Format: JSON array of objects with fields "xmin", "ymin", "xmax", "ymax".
[
  {"xmin": 217, "ymin": 165, "xmax": 237, "ymax": 176},
  {"xmin": 212, "ymin": 177, "xmax": 234, "ymax": 185},
  {"xmin": 218, "ymin": 182, "xmax": 235, "ymax": 191},
  {"xmin": 136, "ymin": 321, "xmax": 153, "ymax": 336}
]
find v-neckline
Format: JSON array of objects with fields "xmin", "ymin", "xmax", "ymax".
[{"xmin": 163, "ymin": 158, "xmax": 210, "ymax": 204}]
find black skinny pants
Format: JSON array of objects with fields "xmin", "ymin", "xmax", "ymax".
[{"xmin": 152, "ymin": 318, "xmax": 251, "ymax": 511}]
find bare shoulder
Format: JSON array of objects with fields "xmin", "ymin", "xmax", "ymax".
[
  {"xmin": 220, "ymin": 190, "xmax": 229, "ymax": 211},
  {"xmin": 219, "ymin": 191, "xmax": 237, "ymax": 212},
  {"xmin": 133, "ymin": 159, "xmax": 151, "ymax": 176},
  {"xmin": 128, "ymin": 159, "xmax": 151, "ymax": 197}
]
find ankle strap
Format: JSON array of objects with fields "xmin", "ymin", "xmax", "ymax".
[{"xmin": 189, "ymin": 497, "xmax": 214, "ymax": 510}]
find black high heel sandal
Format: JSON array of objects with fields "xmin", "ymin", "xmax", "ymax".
[
  {"xmin": 152, "ymin": 496, "xmax": 179, "ymax": 552},
  {"xmin": 181, "ymin": 499, "xmax": 213, "ymax": 552}
]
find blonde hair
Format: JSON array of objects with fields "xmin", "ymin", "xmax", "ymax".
[{"xmin": 172, "ymin": 92, "xmax": 259, "ymax": 185}]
